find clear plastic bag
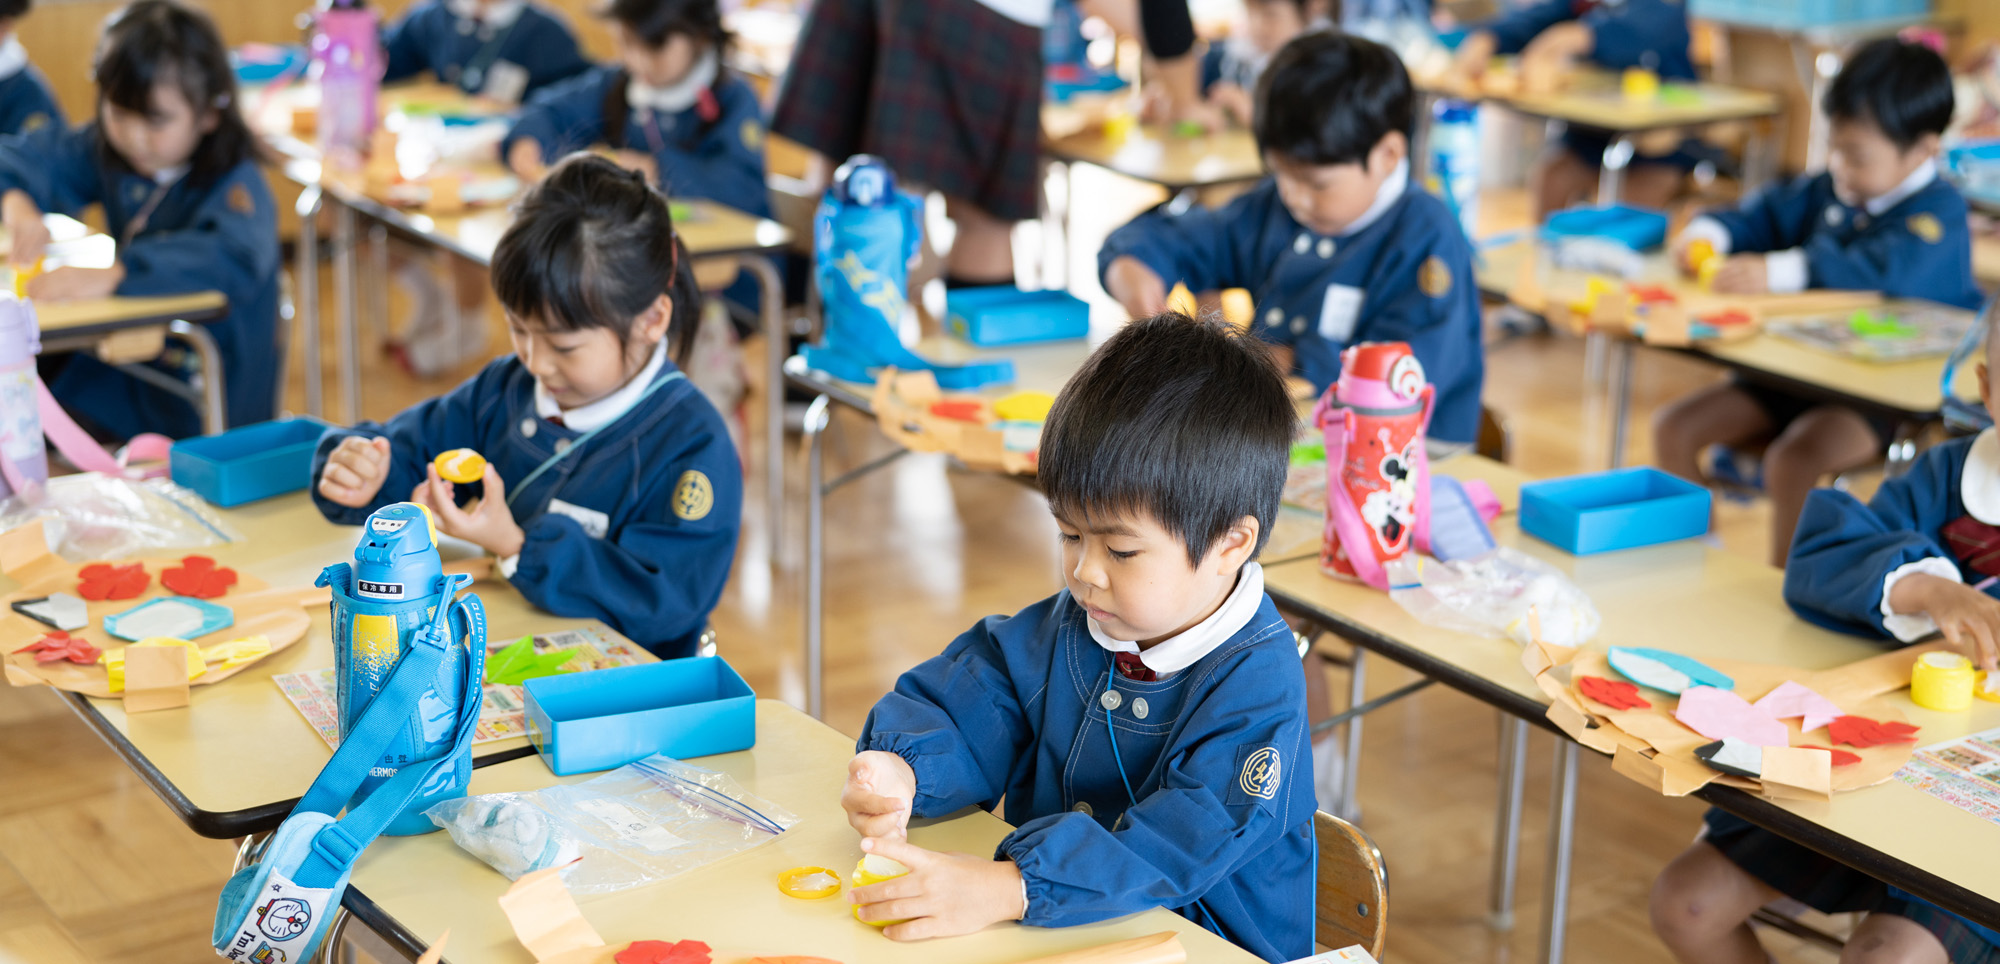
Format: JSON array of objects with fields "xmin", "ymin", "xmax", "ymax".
[
  {"xmin": 1387, "ymin": 548, "xmax": 1600, "ymax": 647},
  {"xmin": 426, "ymin": 754, "xmax": 799, "ymax": 895},
  {"xmin": 0, "ymin": 475, "xmax": 241, "ymax": 562}
]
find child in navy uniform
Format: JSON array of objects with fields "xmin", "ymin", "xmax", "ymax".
[
  {"xmin": 0, "ymin": 0, "xmax": 62, "ymax": 137},
  {"xmin": 312, "ymin": 155, "xmax": 741, "ymax": 659},
  {"xmin": 504, "ymin": 0, "xmax": 769, "ymax": 313},
  {"xmin": 1654, "ymin": 38, "xmax": 1974, "ymax": 566},
  {"xmin": 840, "ymin": 313, "xmax": 1315, "ymax": 962},
  {"xmin": 382, "ymin": 0, "xmax": 590, "ymax": 106},
  {"xmin": 0, "ymin": 0, "xmax": 277, "ymax": 439},
  {"xmin": 1200, "ymin": 0, "xmax": 1325, "ymax": 126},
  {"xmin": 1100, "ymin": 31, "xmax": 1482, "ymax": 447},
  {"xmin": 1650, "ymin": 315, "xmax": 2000, "ymax": 964}
]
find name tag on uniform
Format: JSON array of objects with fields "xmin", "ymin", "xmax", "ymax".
[
  {"xmin": 1318, "ymin": 284, "xmax": 1365, "ymax": 343},
  {"xmin": 547, "ymin": 499, "xmax": 609, "ymax": 539},
  {"xmin": 482, "ymin": 61, "xmax": 530, "ymax": 106}
]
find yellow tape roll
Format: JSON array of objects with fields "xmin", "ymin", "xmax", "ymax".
[
  {"xmin": 1912, "ymin": 651, "xmax": 1975, "ymax": 711},
  {"xmin": 852, "ymin": 854, "xmax": 911, "ymax": 926},
  {"xmin": 776, "ymin": 866, "xmax": 842, "ymax": 900}
]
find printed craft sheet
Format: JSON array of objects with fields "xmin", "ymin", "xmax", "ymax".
[
  {"xmin": 1898, "ymin": 726, "xmax": 2000, "ymax": 825},
  {"xmin": 276, "ymin": 626, "xmax": 649, "ymax": 748}
]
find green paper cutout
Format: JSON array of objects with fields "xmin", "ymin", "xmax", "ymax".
[
  {"xmin": 484, "ymin": 635, "xmax": 579, "ymax": 686},
  {"xmin": 1848, "ymin": 309, "xmax": 1919, "ymax": 340}
]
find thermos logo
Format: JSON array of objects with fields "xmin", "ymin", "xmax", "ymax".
[{"xmin": 356, "ymin": 580, "xmax": 404, "ymax": 598}]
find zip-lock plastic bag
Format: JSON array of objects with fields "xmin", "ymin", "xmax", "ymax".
[
  {"xmin": 0, "ymin": 475, "xmax": 239, "ymax": 562},
  {"xmin": 1386, "ymin": 548, "xmax": 1600, "ymax": 647},
  {"xmin": 426, "ymin": 754, "xmax": 799, "ymax": 895}
]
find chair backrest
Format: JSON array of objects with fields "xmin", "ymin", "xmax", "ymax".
[
  {"xmin": 1315, "ymin": 809, "xmax": 1389, "ymax": 957},
  {"xmin": 1477, "ymin": 405, "xmax": 1511, "ymax": 464}
]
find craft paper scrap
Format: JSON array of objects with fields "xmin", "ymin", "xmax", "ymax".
[
  {"xmin": 1800, "ymin": 744, "xmax": 1863, "ymax": 767},
  {"xmin": 13, "ymin": 592, "xmax": 87, "ymax": 631},
  {"xmin": 500, "ymin": 864, "xmax": 602, "ymax": 962},
  {"xmin": 1829, "ymin": 715, "xmax": 1919, "ymax": 748},
  {"xmin": 1609, "ymin": 646, "xmax": 1734, "ymax": 694},
  {"xmin": 1897, "ymin": 725, "xmax": 2000, "ymax": 826},
  {"xmin": 1754, "ymin": 680, "xmax": 1844, "ymax": 732},
  {"xmin": 1579, "ymin": 675, "xmax": 1651, "ymax": 710},
  {"xmin": 1694, "ymin": 738, "xmax": 1763, "ymax": 778},
  {"xmin": 1674, "ymin": 686, "xmax": 1788, "ymax": 746}
]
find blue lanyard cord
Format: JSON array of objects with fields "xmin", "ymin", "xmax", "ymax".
[
  {"xmin": 1100, "ymin": 667, "xmax": 1223, "ymax": 936},
  {"xmin": 507, "ymin": 370, "xmax": 686, "ymax": 508}
]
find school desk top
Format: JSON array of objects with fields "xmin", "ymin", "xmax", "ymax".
[
  {"xmin": 0, "ymin": 217, "xmax": 229, "ymax": 340},
  {"xmin": 341, "ymin": 699, "xmax": 1267, "ymax": 964},
  {"xmin": 1263, "ymin": 455, "xmax": 2000, "ymax": 928},
  {"xmin": 1421, "ymin": 67, "xmax": 1781, "ymax": 134},
  {"xmin": 11, "ymin": 492, "xmax": 640, "ymax": 838},
  {"xmin": 1042, "ymin": 122, "xmax": 1266, "ymax": 192},
  {"xmin": 1476, "ymin": 238, "xmax": 1976, "ymax": 423}
]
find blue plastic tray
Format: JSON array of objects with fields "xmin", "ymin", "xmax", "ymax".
[
  {"xmin": 524, "ymin": 656, "xmax": 756, "ymax": 776},
  {"xmin": 1540, "ymin": 205, "xmax": 1669, "ymax": 252},
  {"xmin": 169, "ymin": 417, "xmax": 332, "ymax": 507},
  {"xmin": 946, "ymin": 286, "xmax": 1090, "ymax": 347},
  {"xmin": 1520, "ymin": 467, "xmax": 1710, "ymax": 555}
]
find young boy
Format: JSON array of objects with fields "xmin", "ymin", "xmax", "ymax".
[
  {"xmin": 840, "ymin": 313, "xmax": 1315, "ymax": 962},
  {"xmin": 1201, "ymin": 0, "xmax": 1325, "ymax": 126},
  {"xmin": 1653, "ymin": 37, "xmax": 1974, "ymax": 567},
  {"xmin": 1100, "ymin": 31, "xmax": 1483, "ymax": 447},
  {"xmin": 0, "ymin": 0, "xmax": 63, "ymax": 138},
  {"xmin": 1649, "ymin": 313, "xmax": 2000, "ymax": 964},
  {"xmin": 1447, "ymin": 0, "xmax": 1696, "ymax": 217}
]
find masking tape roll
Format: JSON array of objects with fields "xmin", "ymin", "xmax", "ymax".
[
  {"xmin": 1912, "ymin": 651, "xmax": 1975, "ymax": 711},
  {"xmin": 777, "ymin": 866, "xmax": 842, "ymax": 900},
  {"xmin": 433, "ymin": 448, "xmax": 487, "ymax": 485}
]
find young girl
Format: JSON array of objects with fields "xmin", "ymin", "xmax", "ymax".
[
  {"xmin": 0, "ymin": 0, "xmax": 277, "ymax": 440},
  {"xmin": 312, "ymin": 153, "xmax": 741, "ymax": 659},
  {"xmin": 382, "ymin": 0, "xmax": 591, "ymax": 106}
]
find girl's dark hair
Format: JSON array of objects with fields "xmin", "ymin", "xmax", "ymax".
[
  {"xmin": 0, "ymin": 0, "xmax": 33, "ymax": 23},
  {"xmin": 599, "ymin": 0, "xmax": 734, "ymax": 146},
  {"xmin": 492, "ymin": 152, "xmax": 702, "ymax": 367},
  {"xmin": 94, "ymin": 0, "xmax": 259, "ymax": 184}
]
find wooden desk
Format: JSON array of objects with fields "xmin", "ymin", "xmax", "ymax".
[
  {"xmin": 1042, "ymin": 124, "xmax": 1264, "ymax": 194},
  {"xmin": 1266, "ymin": 456, "xmax": 2000, "ymax": 957},
  {"xmin": 781, "ymin": 329, "xmax": 1325, "ymax": 718},
  {"xmin": 16, "ymin": 493, "xmax": 637, "ymax": 838},
  {"xmin": 342, "ymin": 700, "xmax": 1263, "ymax": 964}
]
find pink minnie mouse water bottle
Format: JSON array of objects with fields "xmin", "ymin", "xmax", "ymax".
[
  {"xmin": 0, "ymin": 294, "xmax": 46, "ymax": 500},
  {"xmin": 312, "ymin": 0, "xmax": 381, "ymax": 162},
  {"xmin": 1314, "ymin": 342, "xmax": 1434, "ymax": 589}
]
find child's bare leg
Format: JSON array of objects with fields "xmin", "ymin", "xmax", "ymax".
[
  {"xmin": 1530, "ymin": 148, "xmax": 1598, "ymax": 219},
  {"xmin": 942, "ymin": 195, "xmax": 1018, "ymax": 285},
  {"xmin": 1842, "ymin": 914, "xmax": 1949, "ymax": 964},
  {"xmin": 1651, "ymin": 384, "xmax": 1774, "ymax": 483},
  {"xmin": 1650, "ymin": 842, "xmax": 1782, "ymax": 964},
  {"xmin": 1763, "ymin": 406, "xmax": 1882, "ymax": 566}
]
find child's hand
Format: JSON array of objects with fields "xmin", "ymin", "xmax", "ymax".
[
  {"xmin": 506, "ymin": 139, "xmax": 547, "ymax": 181},
  {"xmin": 1443, "ymin": 31, "xmax": 1498, "ymax": 93},
  {"xmin": 1207, "ymin": 83, "xmax": 1254, "ymax": 127},
  {"xmin": 1892, "ymin": 573, "xmax": 2000, "ymax": 676},
  {"xmin": 413, "ymin": 463, "xmax": 525, "ymax": 558},
  {"xmin": 842, "ymin": 750, "xmax": 916, "ymax": 840},
  {"xmin": 1103, "ymin": 256, "xmax": 1169, "ymax": 321},
  {"xmin": 3, "ymin": 189, "xmax": 48, "ymax": 268},
  {"xmin": 1709, "ymin": 254, "xmax": 1769, "ymax": 294},
  {"xmin": 1519, "ymin": 22, "xmax": 1591, "ymax": 94},
  {"xmin": 26, "ymin": 265, "xmax": 124, "ymax": 301},
  {"xmin": 850, "ymin": 836, "xmax": 1026, "ymax": 940},
  {"xmin": 318, "ymin": 436, "xmax": 392, "ymax": 508}
]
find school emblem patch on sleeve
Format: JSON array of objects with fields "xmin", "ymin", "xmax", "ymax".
[
  {"xmin": 21, "ymin": 113, "xmax": 47, "ymax": 133},
  {"xmin": 673, "ymin": 470, "xmax": 714, "ymax": 521},
  {"xmin": 1418, "ymin": 255, "xmax": 1453, "ymax": 298},
  {"xmin": 1229, "ymin": 743, "xmax": 1282, "ymax": 808},
  {"xmin": 740, "ymin": 119, "xmax": 764, "ymax": 152},
  {"xmin": 229, "ymin": 184, "xmax": 256, "ymax": 216},
  {"xmin": 1907, "ymin": 213, "xmax": 1943, "ymax": 244}
]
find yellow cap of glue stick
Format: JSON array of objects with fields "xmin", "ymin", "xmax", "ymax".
[
  {"xmin": 776, "ymin": 866, "xmax": 842, "ymax": 900},
  {"xmin": 1912, "ymin": 651, "xmax": 1975, "ymax": 711},
  {"xmin": 432, "ymin": 448, "xmax": 487, "ymax": 484},
  {"xmin": 853, "ymin": 853, "xmax": 911, "ymax": 926},
  {"xmin": 12, "ymin": 257, "xmax": 43, "ymax": 299}
]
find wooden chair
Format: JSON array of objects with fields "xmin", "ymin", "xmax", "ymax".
[
  {"xmin": 1315, "ymin": 810, "xmax": 1389, "ymax": 958},
  {"xmin": 1477, "ymin": 405, "xmax": 1512, "ymax": 465}
]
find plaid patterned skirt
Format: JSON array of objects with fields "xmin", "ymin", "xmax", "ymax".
[{"xmin": 771, "ymin": 0, "xmax": 1044, "ymax": 221}]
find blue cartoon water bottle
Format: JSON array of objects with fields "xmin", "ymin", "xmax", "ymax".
[
  {"xmin": 1428, "ymin": 99, "xmax": 1481, "ymax": 239},
  {"xmin": 315, "ymin": 502, "xmax": 486, "ymax": 835}
]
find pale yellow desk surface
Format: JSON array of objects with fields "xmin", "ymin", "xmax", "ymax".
[
  {"xmin": 1043, "ymin": 124, "xmax": 1264, "ymax": 191},
  {"xmin": 1477, "ymin": 239, "xmax": 1974, "ymax": 417},
  {"xmin": 1268, "ymin": 455, "xmax": 2000, "ymax": 908},
  {"xmin": 1, "ymin": 217, "xmax": 229, "ymax": 334},
  {"xmin": 347, "ymin": 700, "xmax": 1263, "ymax": 964},
  {"xmin": 1421, "ymin": 68, "xmax": 1781, "ymax": 132},
  {"xmin": 10, "ymin": 494, "xmax": 618, "ymax": 819}
]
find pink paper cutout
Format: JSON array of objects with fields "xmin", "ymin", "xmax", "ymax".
[
  {"xmin": 1753, "ymin": 680, "xmax": 1843, "ymax": 733},
  {"xmin": 1673, "ymin": 686, "xmax": 1789, "ymax": 747}
]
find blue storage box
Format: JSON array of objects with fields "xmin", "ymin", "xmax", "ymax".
[
  {"xmin": 1688, "ymin": 0, "xmax": 1926, "ymax": 29},
  {"xmin": 946, "ymin": 286, "xmax": 1090, "ymax": 347},
  {"xmin": 1520, "ymin": 467, "xmax": 1710, "ymax": 555},
  {"xmin": 524, "ymin": 656, "xmax": 756, "ymax": 776},
  {"xmin": 1540, "ymin": 205, "xmax": 1669, "ymax": 252},
  {"xmin": 169, "ymin": 417, "xmax": 331, "ymax": 507}
]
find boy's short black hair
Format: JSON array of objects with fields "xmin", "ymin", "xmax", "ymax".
[
  {"xmin": 1824, "ymin": 38, "xmax": 1953, "ymax": 150},
  {"xmin": 0, "ymin": 0, "xmax": 32, "ymax": 23},
  {"xmin": 1253, "ymin": 30, "xmax": 1412, "ymax": 168},
  {"xmin": 1039, "ymin": 312, "xmax": 1296, "ymax": 567}
]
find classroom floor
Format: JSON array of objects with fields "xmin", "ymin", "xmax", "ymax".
[{"xmin": 0, "ymin": 177, "xmax": 1867, "ymax": 964}]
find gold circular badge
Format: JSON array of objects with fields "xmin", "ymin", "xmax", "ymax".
[
  {"xmin": 1419, "ymin": 255, "xmax": 1453, "ymax": 298},
  {"xmin": 1908, "ymin": 213, "xmax": 1943, "ymax": 244},
  {"xmin": 673, "ymin": 470, "xmax": 714, "ymax": 521},
  {"xmin": 740, "ymin": 119, "xmax": 765, "ymax": 152}
]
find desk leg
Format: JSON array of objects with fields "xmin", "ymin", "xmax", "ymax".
[
  {"xmin": 1336, "ymin": 647, "xmax": 1367, "ymax": 823},
  {"xmin": 313, "ymin": 907, "xmax": 350, "ymax": 964},
  {"xmin": 1411, "ymin": 91, "xmax": 1437, "ymax": 187},
  {"xmin": 740, "ymin": 255, "xmax": 788, "ymax": 562},
  {"xmin": 295, "ymin": 185, "xmax": 324, "ymax": 419},
  {"xmin": 1606, "ymin": 337, "xmax": 1635, "ymax": 469},
  {"xmin": 1490, "ymin": 714, "xmax": 1530, "ymax": 930},
  {"xmin": 368, "ymin": 222, "xmax": 389, "ymax": 351},
  {"xmin": 1596, "ymin": 135, "xmax": 1634, "ymax": 209},
  {"xmin": 332, "ymin": 201, "xmax": 360, "ymax": 425},
  {"xmin": 803, "ymin": 394, "xmax": 831, "ymax": 720},
  {"xmin": 1884, "ymin": 421, "xmax": 1921, "ymax": 479},
  {"xmin": 1539, "ymin": 740, "xmax": 1580, "ymax": 964},
  {"xmin": 232, "ymin": 830, "xmax": 273, "ymax": 872},
  {"xmin": 169, "ymin": 320, "xmax": 227, "ymax": 435}
]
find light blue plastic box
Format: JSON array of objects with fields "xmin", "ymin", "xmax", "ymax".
[
  {"xmin": 1520, "ymin": 467, "xmax": 1710, "ymax": 555},
  {"xmin": 946, "ymin": 286, "xmax": 1090, "ymax": 347},
  {"xmin": 169, "ymin": 417, "xmax": 332, "ymax": 507},
  {"xmin": 523, "ymin": 656, "xmax": 756, "ymax": 776}
]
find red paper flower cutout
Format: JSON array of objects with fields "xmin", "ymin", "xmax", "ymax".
[
  {"xmin": 1800, "ymin": 744, "xmax": 1864, "ymax": 767},
  {"xmin": 1579, "ymin": 675, "xmax": 1652, "ymax": 710},
  {"xmin": 23, "ymin": 630, "xmax": 101, "ymax": 664},
  {"xmin": 1628, "ymin": 284, "xmax": 1677, "ymax": 305},
  {"xmin": 928, "ymin": 400, "xmax": 985, "ymax": 423},
  {"xmin": 1827, "ymin": 715, "xmax": 1919, "ymax": 748},
  {"xmin": 615, "ymin": 941, "xmax": 712, "ymax": 964},
  {"xmin": 77, "ymin": 562, "xmax": 148, "ymax": 601},
  {"xmin": 161, "ymin": 555, "xmax": 237, "ymax": 598}
]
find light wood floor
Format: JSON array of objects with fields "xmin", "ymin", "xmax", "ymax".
[{"xmin": 0, "ymin": 178, "xmax": 1862, "ymax": 964}]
